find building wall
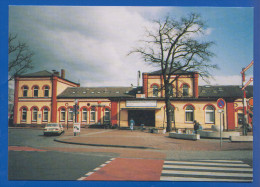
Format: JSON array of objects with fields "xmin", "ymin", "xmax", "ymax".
[
  {"xmin": 146, "ymin": 74, "xmax": 195, "ymax": 98},
  {"xmin": 17, "ymin": 100, "xmax": 52, "ymax": 124},
  {"xmin": 119, "ymin": 100, "xmax": 223, "ymax": 129},
  {"xmin": 56, "ymin": 78, "xmax": 79, "ymax": 95},
  {"xmin": 18, "ymin": 78, "xmax": 52, "ymax": 98},
  {"xmin": 56, "ymin": 99, "xmax": 111, "ymax": 127}
]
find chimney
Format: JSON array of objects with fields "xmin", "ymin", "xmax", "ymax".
[
  {"xmin": 61, "ymin": 69, "xmax": 65, "ymax": 79},
  {"xmin": 52, "ymin": 70, "xmax": 59, "ymax": 76},
  {"xmin": 137, "ymin": 70, "xmax": 141, "ymax": 87}
]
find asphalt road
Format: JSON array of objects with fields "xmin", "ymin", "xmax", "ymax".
[{"xmin": 8, "ymin": 128, "xmax": 113, "ymax": 180}]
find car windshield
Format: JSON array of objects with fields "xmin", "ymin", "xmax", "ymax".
[{"xmin": 46, "ymin": 124, "xmax": 59, "ymax": 127}]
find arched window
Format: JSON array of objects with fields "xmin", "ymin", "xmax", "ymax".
[
  {"xmin": 205, "ymin": 105, "xmax": 215, "ymax": 123},
  {"xmin": 183, "ymin": 84, "xmax": 189, "ymax": 97},
  {"xmin": 90, "ymin": 108, "xmax": 96, "ymax": 122},
  {"xmin": 44, "ymin": 86, "xmax": 49, "ymax": 97},
  {"xmin": 60, "ymin": 108, "xmax": 66, "ymax": 121},
  {"xmin": 22, "ymin": 108, "xmax": 27, "ymax": 121},
  {"xmin": 185, "ymin": 105, "xmax": 194, "ymax": 122},
  {"xmin": 33, "ymin": 86, "xmax": 39, "ymax": 97},
  {"xmin": 68, "ymin": 108, "xmax": 73, "ymax": 121},
  {"xmin": 32, "ymin": 107, "xmax": 38, "ymax": 121},
  {"xmin": 152, "ymin": 85, "xmax": 159, "ymax": 97},
  {"xmin": 104, "ymin": 108, "xmax": 110, "ymax": 122},
  {"xmin": 43, "ymin": 108, "xmax": 48, "ymax": 122},
  {"xmin": 23, "ymin": 86, "xmax": 28, "ymax": 97},
  {"xmin": 82, "ymin": 108, "xmax": 87, "ymax": 121}
]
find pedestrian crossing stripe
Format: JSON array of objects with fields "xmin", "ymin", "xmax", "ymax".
[
  {"xmin": 163, "ymin": 165, "xmax": 252, "ymax": 172},
  {"xmin": 164, "ymin": 161, "xmax": 250, "ymax": 167},
  {"xmin": 160, "ymin": 176, "xmax": 252, "ymax": 182},
  {"xmin": 161, "ymin": 159, "xmax": 253, "ymax": 182}
]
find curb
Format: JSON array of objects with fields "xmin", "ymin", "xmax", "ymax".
[{"xmin": 54, "ymin": 138, "xmax": 155, "ymax": 150}]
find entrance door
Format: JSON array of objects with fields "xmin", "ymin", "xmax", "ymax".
[{"xmin": 128, "ymin": 110, "xmax": 155, "ymax": 127}]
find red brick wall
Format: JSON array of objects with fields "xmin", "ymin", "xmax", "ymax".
[
  {"xmin": 226, "ymin": 101, "xmax": 235, "ymax": 130},
  {"xmin": 111, "ymin": 101, "xmax": 118, "ymax": 126},
  {"xmin": 51, "ymin": 76, "xmax": 58, "ymax": 122},
  {"xmin": 142, "ymin": 73, "xmax": 148, "ymax": 97}
]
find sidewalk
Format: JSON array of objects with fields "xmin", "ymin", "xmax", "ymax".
[{"xmin": 55, "ymin": 128, "xmax": 253, "ymax": 151}]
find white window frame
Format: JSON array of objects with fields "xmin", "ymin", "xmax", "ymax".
[
  {"xmin": 43, "ymin": 108, "xmax": 48, "ymax": 122},
  {"xmin": 82, "ymin": 108, "xmax": 87, "ymax": 122},
  {"xmin": 44, "ymin": 86, "xmax": 49, "ymax": 97},
  {"xmin": 68, "ymin": 108, "xmax": 74, "ymax": 121},
  {"xmin": 90, "ymin": 108, "xmax": 96, "ymax": 122},
  {"xmin": 22, "ymin": 108, "xmax": 27, "ymax": 121},
  {"xmin": 60, "ymin": 108, "xmax": 66, "ymax": 121},
  {"xmin": 32, "ymin": 108, "xmax": 38, "ymax": 122},
  {"xmin": 185, "ymin": 105, "xmax": 194, "ymax": 123},
  {"xmin": 205, "ymin": 106, "xmax": 215, "ymax": 124},
  {"xmin": 23, "ymin": 86, "xmax": 28, "ymax": 97},
  {"xmin": 33, "ymin": 86, "xmax": 39, "ymax": 97}
]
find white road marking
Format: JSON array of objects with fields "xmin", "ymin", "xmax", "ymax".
[
  {"xmin": 163, "ymin": 165, "xmax": 253, "ymax": 171},
  {"xmin": 164, "ymin": 161, "xmax": 250, "ymax": 167},
  {"xmin": 196, "ymin": 160, "xmax": 244, "ymax": 163},
  {"xmin": 161, "ymin": 170, "xmax": 252, "ymax": 177},
  {"xmin": 160, "ymin": 176, "xmax": 252, "ymax": 182}
]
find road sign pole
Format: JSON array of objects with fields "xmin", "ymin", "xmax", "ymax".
[{"xmin": 220, "ymin": 112, "xmax": 222, "ymax": 148}]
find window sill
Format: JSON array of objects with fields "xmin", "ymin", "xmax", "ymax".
[{"xmin": 185, "ymin": 121, "xmax": 194, "ymax": 124}]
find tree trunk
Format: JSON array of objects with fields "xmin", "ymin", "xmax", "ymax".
[{"xmin": 165, "ymin": 83, "xmax": 172, "ymax": 132}]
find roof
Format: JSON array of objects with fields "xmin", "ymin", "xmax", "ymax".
[
  {"xmin": 147, "ymin": 69, "xmax": 194, "ymax": 75},
  {"xmin": 19, "ymin": 70, "xmax": 53, "ymax": 77},
  {"xmin": 57, "ymin": 87, "xmax": 142, "ymax": 98},
  {"xmin": 199, "ymin": 85, "xmax": 253, "ymax": 98},
  {"xmin": 18, "ymin": 70, "xmax": 80, "ymax": 86}
]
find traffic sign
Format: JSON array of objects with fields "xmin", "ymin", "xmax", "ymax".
[{"xmin": 217, "ymin": 98, "xmax": 225, "ymax": 109}]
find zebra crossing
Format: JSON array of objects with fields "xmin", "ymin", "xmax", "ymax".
[{"xmin": 160, "ymin": 159, "xmax": 253, "ymax": 182}]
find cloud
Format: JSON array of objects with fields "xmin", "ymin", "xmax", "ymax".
[
  {"xmin": 199, "ymin": 75, "xmax": 253, "ymax": 85},
  {"xmin": 9, "ymin": 6, "xmax": 163, "ymax": 87}
]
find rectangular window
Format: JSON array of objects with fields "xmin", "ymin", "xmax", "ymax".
[
  {"xmin": 68, "ymin": 109, "xmax": 73, "ymax": 121},
  {"xmin": 185, "ymin": 111, "xmax": 194, "ymax": 122},
  {"xmin": 90, "ymin": 111, "xmax": 95, "ymax": 122},
  {"xmin": 32, "ymin": 110, "xmax": 37, "ymax": 121},
  {"xmin": 43, "ymin": 110, "xmax": 48, "ymax": 121},
  {"xmin": 44, "ymin": 89, "xmax": 49, "ymax": 97},
  {"xmin": 22, "ymin": 110, "xmax": 27, "ymax": 121},
  {"xmin": 61, "ymin": 110, "xmax": 65, "ymax": 121},
  {"xmin": 206, "ymin": 111, "xmax": 215, "ymax": 123},
  {"xmin": 23, "ymin": 89, "xmax": 28, "ymax": 97},
  {"xmin": 104, "ymin": 111, "xmax": 110, "ymax": 121},
  {"xmin": 82, "ymin": 110, "xmax": 87, "ymax": 121},
  {"xmin": 34, "ymin": 89, "xmax": 38, "ymax": 97}
]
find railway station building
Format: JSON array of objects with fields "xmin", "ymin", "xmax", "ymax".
[{"xmin": 12, "ymin": 69, "xmax": 253, "ymax": 130}]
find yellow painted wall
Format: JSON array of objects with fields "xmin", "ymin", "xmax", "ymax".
[
  {"xmin": 146, "ymin": 75, "xmax": 194, "ymax": 98},
  {"xmin": 18, "ymin": 78, "xmax": 52, "ymax": 97},
  {"xmin": 17, "ymin": 101, "xmax": 52, "ymax": 124},
  {"xmin": 56, "ymin": 79, "xmax": 78, "ymax": 95}
]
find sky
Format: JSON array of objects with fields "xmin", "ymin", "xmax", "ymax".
[{"xmin": 8, "ymin": 6, "xmax": 254, "ymax": 88}]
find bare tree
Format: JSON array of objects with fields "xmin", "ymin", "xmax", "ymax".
[
  {"xmin": 130, "ymin": 13, "xmax": 217, "ymax": 132},
  {"xmin": 8, "ymin": 34, "xmax": 34, "ymax": 81}
]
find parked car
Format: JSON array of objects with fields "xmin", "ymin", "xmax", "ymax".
[{"xmin": 43, "ymin": 123, "xmax": 64, "ymax": 136}]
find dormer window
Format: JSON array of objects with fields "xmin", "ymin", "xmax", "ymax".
[
  {"xmin": 23, "ymin": 86, "xmax": 28, "ymax": 97},
  {"xmin": 33, "ymin": 86, "xmax": 39, "ymax": 97}
]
